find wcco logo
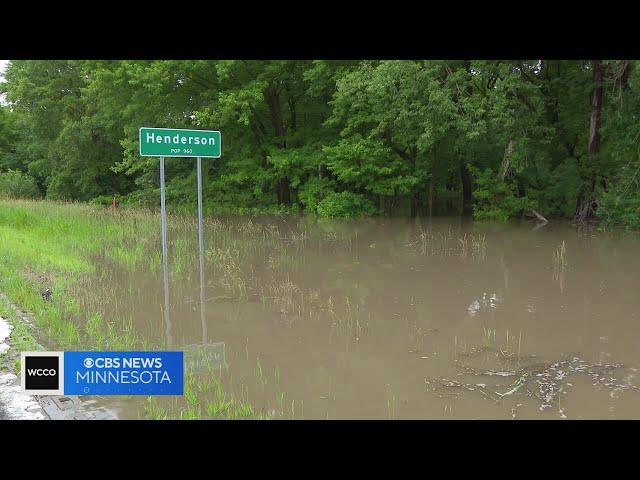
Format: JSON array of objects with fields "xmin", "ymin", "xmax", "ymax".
[{"xmin": 21, "ymin": 352, "xmax": 64, "ymax": 395}]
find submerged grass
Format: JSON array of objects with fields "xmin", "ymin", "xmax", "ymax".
[
  {"xmin": 553, "ymin": 240, "xmax": 568, "ymax": 271},
  {"xmin": 4, "ymin": 198, "xmax": 511, "ymax": 419},
  {"xmin": 143, "ymin": 370, "xmax": 267, "ymax": 420},
  {"xmin": 412, "ymin": 227, "xmax": 487, "ymax": 259},
  {"xmin": 0, "ymin": 199, "xmax": 260, "ymax": 419},
  {"xmin": 455, "ymin": 327, "xmax": 528, "ymax": 367}
]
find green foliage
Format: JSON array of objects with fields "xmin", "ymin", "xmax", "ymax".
[
  {"xmin": 89, "ymin": 195, "xmax": 118, "ymax": 206},
  {"xmin": 469, "ymin": 166, "xmax": 535, "ymax": 222},
  {"xmin": 595, "ymin": 64, "xmax": 640, "ymax": 229},
  {"xmin": 525, "ymin": 158, "xmax": 582, "ymax": 218},
  {"xmin": 324, "ymin": 138, "xmax": 416, "ymax": 197},
  {"xmin": 598, "ymin": 190, "xmax": 640, "ymax": 229},
  {"xmin": 316, "ymin": 191, "xmax": 377, "ymax": 218},
  {"xmin": 0, "ymin": 106, "xmax": 18, "ymax": 163},
  {"xmin": 0, "ymin": 169, "xmax": 40, "ymax": 199},
  {"xmin": 298, "ymin": 177, "xmax": 336, "ymax": 213},
  {"xmin": 597, "ymin": 157, "xmax": 640, "ymax": 229},
  {"xmin": 1, "ymin": 60, "xmax": 640, "ymax": 226}
]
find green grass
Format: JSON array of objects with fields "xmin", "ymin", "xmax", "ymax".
[
  {"xmin": 143, "ymin": 373, "xmax": 264, "ymax": 420},
  {"xmin": 0, "ymin": 199, "xmax": 174, "ymax": 351},
  {"xmin": 0, "ymin": 198, "xmax": 259, "ymax": 419}
]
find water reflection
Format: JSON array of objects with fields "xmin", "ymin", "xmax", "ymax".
[
  {"xmin": 161, "ymin": 233, "xmax": 172, "ymax": 350},
  {"xmin": 79, "ymin": 217, "xmax": 640, "ymax": 419}
]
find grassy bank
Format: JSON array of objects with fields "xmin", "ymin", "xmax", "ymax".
[
  {"xmin": 0, "ymin": 200, "xmax": 157, "ymax": 348},
  {"xmin": 0, "ymin": 198, "xmax": 260, "ymax": 419}
]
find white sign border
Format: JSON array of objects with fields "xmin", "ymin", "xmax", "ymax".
[{"xmin": 139, "ymin": 127, "xmax": 222, "ymax": 158}]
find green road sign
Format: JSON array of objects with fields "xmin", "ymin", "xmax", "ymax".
[{"xmin": 139, "ymin": 127, "xmax": 221, "ymax": 158}]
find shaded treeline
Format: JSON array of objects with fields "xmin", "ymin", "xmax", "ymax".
[{"xmin": 0, "ymin": 60, "xmax": 639, "ymax": 225}]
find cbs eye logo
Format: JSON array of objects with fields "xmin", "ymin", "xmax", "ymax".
[{"xmin": 21, "ymin": 352, "xmax": 64, "ymax": 395}]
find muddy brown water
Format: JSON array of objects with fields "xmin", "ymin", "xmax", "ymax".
[{"xmin": 72, "ymin": 217, "xmax": 640, "ymax": 419}]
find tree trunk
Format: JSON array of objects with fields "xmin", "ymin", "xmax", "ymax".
[
  {"xmin": 446, "ymin": 181, "xmax": 454, "ymax": 212},
  {"xmin": 277, "ymin": 179, "xmax": 290, "ymax": 205},
  {"xmin": 318, "ymin": 163, "xmax": 326, "ymax": 180},
  {"xmin": 588, "ymin": 61, "xmax": 603, "ymax": 157},
  {"xmin": 460, "ymin": 162, "xmax": 473, "ymax": 216},
  {"xmin": 616, "ymin": 60, "xmax": 630, "ymax": 91},
  {"xmin": 428, "ymin": 148, "xmax": 437, "ymax": 217},
  {"xmin": 410, "ymin": 194, "xmax": 419, "ymax": 218},
  {"xmin": 531, "ymin": 209, "xmax": 548, "ymax": 223},
  {"xmin": 265, "ymin": 88, "xmax": 291, "ymax": 205},
  {"xmin": 577, "ymin": 60, "xmax": 603, "ymax": 221},
  {"xmin": 379, "ymin": 196, "xmax": 394, "ymax": 216},
  {"xmin": 500, "ymin": 139, "xmax": 514, "ymax": 180},
  {"xmin": 288, "ymin": 97, "xmax": 297, "ymax": 132}
]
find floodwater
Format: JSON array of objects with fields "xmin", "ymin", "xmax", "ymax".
[{"xmin": 74, "ymin": 217, "xmax": 640, "ymax": 419}]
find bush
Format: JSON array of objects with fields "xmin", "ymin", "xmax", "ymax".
[
  {"xmin": 597, "ymin": 190, "xmax": 640, "ymax": 230},
  {"xmin": 0, "ymin": 170, "xmax": 40, "ymax": 199},
  {"xmin": 469, "ymin": 165, "xmax": 535, "ymax": 222},
  {"xmin": 120, "ymin": 189, "xmax": 158, "ymax": 208},
  {"xmin": 298, "ymin": 177, "xmax": 336, "ymax": 214},
  {"xmin": 316, "ymin": 191, "xmax": 377, "ymax": 218},
  {"xmin": 89, "ymin": 195, "xmax": 119, "ymax": 206}
]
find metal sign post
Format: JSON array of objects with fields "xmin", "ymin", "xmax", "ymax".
[
  {"xmin": 159, "ymin": 156, "xmax": 172, "ymax": 349},
  {"xmin": 196, "ymin": 156, "xmax": 207, "ymax": 344},
  {"xmin": 140, "ymin": 128, "xmax": 221, "ymax": 349}
]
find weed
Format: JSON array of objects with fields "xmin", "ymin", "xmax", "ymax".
[{"xmin": 553, "ymin": 240, "xmax": 568, "ymax": 270}]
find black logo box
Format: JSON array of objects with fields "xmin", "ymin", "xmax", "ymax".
[{"xmin": 21, "ymin": 352, "xmax": 64, "ymax": 395}]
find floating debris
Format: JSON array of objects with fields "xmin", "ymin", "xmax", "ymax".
[
  {"xmin": 467, "ymin": 292, "xmax": 501, "ymax": 317},
  {"xmin": 427, "ymin": 355, "xmax": 639, "ymax": 418}
]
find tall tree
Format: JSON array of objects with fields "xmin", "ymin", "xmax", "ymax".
[{"xmin": 577, "ymin": 60, "xmax": 604, "ymax": 220}]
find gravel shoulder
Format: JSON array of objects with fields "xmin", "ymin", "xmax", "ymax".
[{"xmin": 0, "ymin": 293, "xmax": 117, "ymax": 420}]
